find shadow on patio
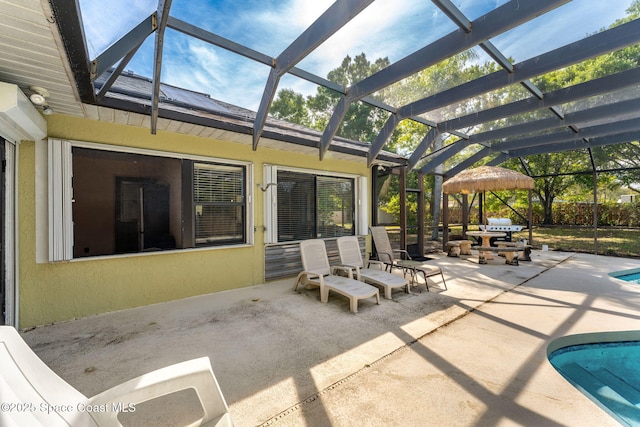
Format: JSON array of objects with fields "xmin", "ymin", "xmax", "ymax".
[{"xmin": 21, "ymin": 250, "xmax": 640, "ymax": 426}]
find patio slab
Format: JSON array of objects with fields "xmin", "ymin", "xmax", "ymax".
[{"xmin": 21, "ymin": 250, "xmax": 640, "ymax": 426}]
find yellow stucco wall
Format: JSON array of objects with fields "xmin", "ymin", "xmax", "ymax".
[{"xmin": 17, "ymin": 115, "xmax": 371, "ymax": 328}]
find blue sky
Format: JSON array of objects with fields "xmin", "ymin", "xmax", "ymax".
[{"xmin": 79, "ymin": 0, "xmax": 635, "ymax": 111}]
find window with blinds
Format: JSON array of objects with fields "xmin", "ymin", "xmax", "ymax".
[
  {"xmin": 193, "ymin": 163, "xmax": 245, "ymax": 245},
  {"xmin": 48, "ymin": 140, "xmax": 251, "ymax": 260},
  {"xmin": 277, "ymin": 170, "xmax": 354, "ymax": 242}
]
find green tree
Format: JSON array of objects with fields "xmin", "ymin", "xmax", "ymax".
[
  {"xmin": 581, "ymin": 1, "xmax": 640, "ymax": 192},
  {"xmin": 378, "ymin": 51, "xmax": 498, "ymax": 229},
  {"xmin": 271, "ymin": 1, "xmax": 640, "ymax": 227},
  {"xmin": 520, "ymin": 2, "xmax": 640, "ymax": 223},
  {"xmin": 270, "ymin": 89, "xmax": 310, "ymax": 126},
  {"xmin": 270, "ymin": 53, "xmax": 391, "ymax": 142},
  {"xmin": 505, "ymin": 154, "xmax": 587, "ymax": 224},
  {"xmin": 306, "ymin": 53, "xmax": 391, "ymax": 142}
]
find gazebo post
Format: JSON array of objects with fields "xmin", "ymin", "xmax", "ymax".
[
  {"xmin": 417, "ymin": 170, "xmax": 425, "ymax": 257},
  {"xmin": 462, "ymin": 194, "xmax": 468, "ymax": 238},
  {"xmin": 528, "ymin": 189, "xmax": 533, "ymax": 245},
  {"xmin": 442, "ymin": 192, "xmax": 449, "ymax": 252},
  {"xmin": 399, "ymin": 165, "xmax": 407, "ymax": 252},
  {"xmin": 593, "ymin": 169, "xmax": 598, "ymax": 255}
]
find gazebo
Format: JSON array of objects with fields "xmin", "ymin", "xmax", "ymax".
[{"xmin": 441, "ymin": 166, "xmax": 535, "ymax": 248}]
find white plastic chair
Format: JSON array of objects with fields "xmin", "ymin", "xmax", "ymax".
[
  {"xmin": 0, "ymin": 325, "xmax": 233, "ymax": 427},
  {"xmin": 336, "ymin": 236, "xmax": 409, "ymax": 299},
  {"xmin": 294, "ymin": 239, "xmax": 380, "ymax": 313}
]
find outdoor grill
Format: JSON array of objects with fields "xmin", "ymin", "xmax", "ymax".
[{"xmin": 479, "ymin": 218, "xmax": 523, "ymax": 242}]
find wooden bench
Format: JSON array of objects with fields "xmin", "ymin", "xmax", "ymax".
[
  {"xmin": 445, "ymin": 240, "xmax": 473, "ymax": 257},
  {"xmin": 477, "ymin": 246, "xmax": 521, "ymax": 265},
  {"xmin": 495, "ymin": 241, "xmax": 532, "ymax": 261}
]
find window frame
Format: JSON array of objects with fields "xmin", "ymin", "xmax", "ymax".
[
  {"xmin": 47, "ymin": 138, "xmax": 253, "ymax": 261},
  {"xmin": 263, "ymin": 164, "xmax": 368, "ymax": 244}
]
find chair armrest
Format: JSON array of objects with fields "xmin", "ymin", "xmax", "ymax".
[
  {"xmin": 376, "ymin": 251, "xmax": 394, "ymax": 265},
  {"xmin": 294, "ymin": 270, "xmax": 323, "ymax": 291},
  {"xmin": 394, "ymin": 249, "xmax": 412, "ymax": 260},
  {"xmin": 331, "ymin": 265, "xmax": 354, "ymax": 279},
  {"xmin": 335, "ymin": 264, "xmax": 361, "ymax": 280},
  {"xmin": 87, "ymin": 357, "xmax": 232, "ymax": 427},
  {"xmin": 367, "ymin": 260, "xmax": 385, "ymax": 270}
]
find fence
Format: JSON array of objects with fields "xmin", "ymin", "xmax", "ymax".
[{"xmin": 446, "ymin": 201, "xmax": 640, "ymax": 227}]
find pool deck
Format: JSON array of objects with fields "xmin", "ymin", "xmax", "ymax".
[{"xmin": 21, "ymin": 250, "xmax": 640, "ymax": 426}]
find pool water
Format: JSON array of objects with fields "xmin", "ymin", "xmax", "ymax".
[
  {"xmin": 548, "ymin": 332, "xmax": 640, "ymax": 426},
  {"xmin": 610, "ymin": 268, "xmax": 640, "ymax": 284}
]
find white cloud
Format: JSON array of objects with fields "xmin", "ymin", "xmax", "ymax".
[
  {"xmin": 493, "ymin": 0, "xmax": 633, "ymax": 62},
  {"xmin": 80, "ymin": 0, "xmax": 635, "ymax": 111},
  {"xmin": 78, "ymin": 0, "xmax": 156, "ymax": 57},
  {"xmin": 296, "ymin": 0, "xmax": 431, "ymax": 76},
  {"xmin": 161, "ymin": 39, "xmax": 270, "ymax": 110}
]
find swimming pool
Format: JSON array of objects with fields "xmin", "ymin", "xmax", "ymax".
[
  {"xmin": 610, "ymin": 268, "xmax": 640, "ymax": 284},
  {"xmin": 548, "ymin": 331, "xmax": 640, "ymax": 426}
]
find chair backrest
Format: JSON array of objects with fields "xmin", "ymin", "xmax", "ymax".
[
  {"xmin": 299, "ymin": 239, "xmax": 332, "ymax": 276},
  {"xmin": 336, "ymin": 236, "xmax": 365, "ymax": 268},
  {"xmin": 0, "ymin": 326, "xmax": 97, "ymax": 427},
  {"xmin": 369, "ymin": 226, "xmax": 396, "ymax": 264}
]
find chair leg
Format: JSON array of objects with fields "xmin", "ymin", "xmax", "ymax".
[
  {"xmin": 440, "ymin": 271, "xmax": 447, "ymax": 290},
  {"xmin": 320, "ymin": 287, "xmax": 329, "ymax": 303},
  {"xmin": 420, "ymin": 270, "xmax": 429, "ymax": 292},
  {"xmin": 349, "ymin": 297, "xmax": 358, "ymax": 313}
]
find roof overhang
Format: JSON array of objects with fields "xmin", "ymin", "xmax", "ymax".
[{"xmin": 0, "ymin": 82, "xmax": 47, "ymax": 142}]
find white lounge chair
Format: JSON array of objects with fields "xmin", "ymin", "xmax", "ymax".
[
  {"xmin": 294, "ymin": 239, "xmax": 380, "ymax": 313},
  {"xmin": 369, "ymin": 226, "xmax": 446, "ymax": 291},
  {"xmin": 336, "ymin": 236, "xmax": 409, "ymax": 299},
  {"xmin": 0, "ymin": 325, "xmax": 233, "ymax": 427}
]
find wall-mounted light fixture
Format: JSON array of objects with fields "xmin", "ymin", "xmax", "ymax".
[
  {"xmin": 29, "ymin": 86, "xmax": 54, "ymax": 115},
  {"xmin": 29, "ymin": 86, "xmax": 49, "ymax": 105}
]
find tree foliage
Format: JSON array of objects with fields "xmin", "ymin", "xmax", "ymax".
[
  {"xmin": 518, "ymin": 2, "xmax": 640, "ymax": 223},
  {"xmin": 270, "ymin": 89, "xmax": 310, "ymax": 127},
  {"xmin": 271, "ymin": 53, "xmax": 391, "ymax": 142},
  {"xmin": 269, "ymin": 1, "xmax": 640, "ymax": 226}
]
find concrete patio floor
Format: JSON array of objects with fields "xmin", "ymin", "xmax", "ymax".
[{"xmin": 21, "ymin": 249, "xmax": 640, "ymax": 426}]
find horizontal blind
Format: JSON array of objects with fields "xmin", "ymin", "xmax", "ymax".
[
  {"xmin": 194, "ymin": 163, "xmax": 245, "ymax": 244},
  {"xmin": 276, "ymin": 170, "xmax": 355, "ymax": 242},
  {"xmin": 277, "ymin": 171, "xmax": 315, "ymax": 242},
  {"xmin": 317, "ymin": 176, "xmax": 354, "ymax": 238}
]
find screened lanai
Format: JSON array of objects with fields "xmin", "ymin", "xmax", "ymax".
[
  {"xmin": 3, "ymin": 0, "xmax": 640, "ymax": 251},
  {"xmin": 11, "ymin": 0, "xmax": 629, "ymax": 258},
  {"xmin": 4, "ymin": 2, "xmax": 640, "ymax": 423}
]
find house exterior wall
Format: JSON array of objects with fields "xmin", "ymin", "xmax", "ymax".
[{"xmin": 18, "ymin": 115, "xmax": 370, "ymax": 328}]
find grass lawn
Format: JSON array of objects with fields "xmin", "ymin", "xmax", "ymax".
[{"xmin": 530, "ymin": 226, "xmax": 640, "ymax": 258}]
